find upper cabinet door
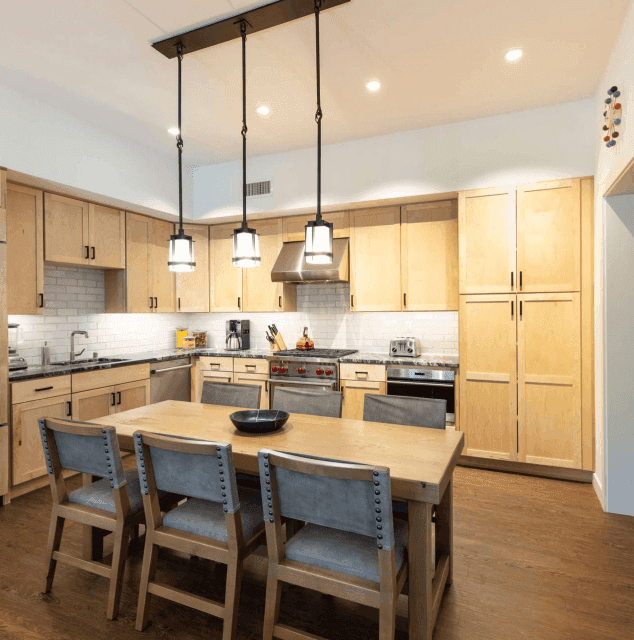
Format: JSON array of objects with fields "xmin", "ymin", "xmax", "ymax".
[
  {"xmin": 401, "ymin": 200, "xmax": 458, "ymax": 311},
  {"xmin": 6, "ymin": 184, "xmax": 44, "ymax": 315},
  {"xmin": 210, "ymin": 223, "xmax": 243, "ymax": 312},
  {"xmin": 282, "ymin": 211, "xmax": 350, "ymax": 242},
  {"xmin": 176, "ymin": 224, "xmax": 209, "ymax": 313},
  {"xmin": 243, "ymin": 219, "xmax": 296, "ymax": 312},
  {"xmin": 89, "ymin": 204, "xmax": 125, "ymax": 269},
  {"xmin": 517, "ymin": 179, "xmax": 580, "ymax": 293},
  {"xmin": 0, "ymin": 168, "xmax": 6, "ymax": 242},
  {"xmin": 150, "ymin": 218, "xmax": 176, "ymax": 313},
  {"xmin": 125, "ymin": 212, "xmax": 152, "ymax": 313},
  {"xmin": 459, "ymin": 187, "xmax": 516, "ymax": 294},
  {"xmin": 44, "ymin": 193, "xmax": 90, "ymax": 265},
  {"xmin": 350, "ymin": 206, "xmax": 401, "ymax": 311}
]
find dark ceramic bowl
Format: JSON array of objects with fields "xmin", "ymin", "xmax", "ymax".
[{"xmin": 229, "ymin": 410, "xmax": 290, "ymax": 434}]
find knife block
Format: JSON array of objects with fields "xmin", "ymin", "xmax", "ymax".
[{"xmin": 270, "ymin": 331, "xmax": 287, "ymax": 352}]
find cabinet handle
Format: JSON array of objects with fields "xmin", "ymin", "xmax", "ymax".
[
  {"xmin": 85, "ymin": 245, "xmax": 90, "ymax": 259},
  {"xmin": 117, "ymin": 391, "xmax": 122, "ymax": 405},
  {"xmin": 519, "ymin": 271, "xmax": 523, "ymax": 289},
  {"xmin": 279, "ymin": 296, "xmax": 282, "ymax": 308},
  {"xmin": 111, "ymin": 392, "xmax": 116, "ymax": 406},
  {"xmin": 520, "ymin": 301, "xmax": 523, "ymax": 319},
  {"xmin": 66, "ymin": 401, "xmax": 72, "ymax": 417},
  {"xmin": 91, "ymin": 246, "xmax": 95, "ymax": 260},
  {"xmin": 511, "ymin": 301, "xmax": 514, "ymax": 317},
  {"xmin": 150, "ymin": 297, "xmax": 154, "ymax": 309},
  {"xmin": 351, "ymin": 294, "xmax": 354, "ymax": 308},
  {"xmin": 238, "ymin": 296, "xmax": 241, "ymax": 309},
  {"xmin": 35, "ymin": 386, "xmax": 53, "ymax": 392},
  {"xmin": 178, "ymin": 297, "xmax": 181, "ymax": 311},
  {"xmin": 265, "ymin": 380, "xmax": 269, "ymax": 392},
  {"xmin": 154, "ymin": 297, "xmax": 158, "ymax": 309},
  {"xmin": 511, "ymin": 272, "xmax": 514, "ymax": 289},
  {"xmin": 403, "ymin": 292, "xmax": 407, "ymax": 307},
  {"xmin": 39, "ymin": 293, "xmax": 44, "ymax": 308}
]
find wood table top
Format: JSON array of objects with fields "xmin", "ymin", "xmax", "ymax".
[{"xmin": 91, "ymin": 401, "xmax": 464, "ymax": 504}]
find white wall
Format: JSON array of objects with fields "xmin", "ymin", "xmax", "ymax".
[
  {"xmin": 194, "ymin": 100, "xmax": 595, "ymax": 220},
  {"xmin": 593, "ymin": 0, "xmax": 634, "ymax": 513},
  {"xmin": 0, "ymin": 80, "xmax": 180, "ymax": 216}
]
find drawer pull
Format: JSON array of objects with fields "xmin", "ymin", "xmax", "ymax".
[
  {"xmin": 35, "ymin": 386, "xmax": 54, "ymax": 392},
  {"xmin": 150, "ymin": 297, "xmax": 154, "ymax": 309},
  {"xmin": 85, "ymin": 245, "xmax": 90, "ymax": 259},
  {"xmin": 210, "ymin": 363, "xmax": 220, "ymax": 369},
  {"xmin": 91, "ymin": 246, "xmax": 95, "ymax": 260},
  {"xmin": 111, "ymin": 392, "xmax": 116, "ymax": 406},
  {"xmin": 66, "ymin": 401, "xmax": 72, "ymax": 417},
  {"xmin": 117, "ymin": 391, "xmax": 122, "ymax": 405},
  {"xmin": 355, "ymin": 371, "xmax": 369, "ymax": 379},
  {"xmin": 39, "ymin": 293, "xmax": 45, "ymax": 308}
]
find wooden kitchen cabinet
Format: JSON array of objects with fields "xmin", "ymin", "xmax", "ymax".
[
  {"xmin": 210, "ymin": 223, "xmax": 243, "ymax": 312},
  {"xmin": 282, "ymin": 211, "xmax": 350, "ymax": 242},
  {"xmin": 518, "ymin": 293, "xmax": 581, "ymax": 468},
  {"xmin": 88, "ymin": 203, "xmax": 125, "ymax": 269},
  {"xmin": 151, "ymin": 217, "xmax": 176, "ymax": 313},
  {"xmin": 349, "ymin": 206, "xmax": 401, "ymax": 311},
  {"xmin": 243, "ymin": 218, "xmax": 296, "ymax": 312},
  {"xmin": 459, "ymin": 294, "xmax": 517, "ymax": 461},
  {"xmin": 6, "ymin": 183, "xmax": 44, "ymax": 315},
  {"xmin": 72, "ymin": 387, "xmax": 116, "ymax": 422},
  {"xmin": 517, "ymin": 179, "xmax": 581, "ymax": 293},
  {"xmin": 44, "ymin": 193, "xmax": 90, "ymax": 266},
  {"xmin": 341, "ymin": 380, "xmax": 386, "ymax": 421},
  {"xmin": 401, "ymin": 200, "xmax": 458, "ymax": 311},
  {"xmin": 12, "ymin": 395, "xmax": 71, "ymax": 485},
  {"xmin": 232, "ymin": 372, "xmax": 270, "ymax": 410},
  {"xmin": 176, "ymin": 224, "xmax": 209, "ymax": 313},
  {"xmin": 115, "ymin": 379, "xmax": 151, "ymax": 413},
  {"xmin": 458, "ymin": 186, "xmax": 516, "ymax": 294}
]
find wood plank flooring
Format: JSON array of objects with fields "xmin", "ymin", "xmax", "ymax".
[{"xmin": 0, "ymin": 466, "xmax": 633, "ymax": 640}]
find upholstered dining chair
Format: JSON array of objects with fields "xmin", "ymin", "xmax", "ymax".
[
  {"xmin": 201, "ymin": 380, "xmax": 261, "ymax": 409},
  {"xmin": 37, "ymin": 417, "xmax": 179, "ymax": 620},
  {"xmin": 133, "ymin": 431, "xmax": 266, "ymax": 638},
  {"xmin": 271, "ymin": 387, "xmax": 343, "ymax": 418},
  {"xmin": 363, "ymin": 394, "xmax": 447, "ymax": 429},
  {"xmin": 258, "ymin": 449, "xmax": 408, "ymax": 640}
]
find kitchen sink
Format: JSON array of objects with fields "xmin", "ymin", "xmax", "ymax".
[{"xmin": 50, "ymin": 357, "xmax": 128, "ymax": 367}]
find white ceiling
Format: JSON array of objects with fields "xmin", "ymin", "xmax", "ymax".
[{"xmin": 1, "ymin": 0, "xmax": 629, "ymax": 165}]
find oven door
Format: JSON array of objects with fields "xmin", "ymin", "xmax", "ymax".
[
  {"xmin": 268, "ymin": 378, "xmax": 338, "ymax": 408},
  {"xmin": 386, "ymin": 379, "xmax": 455, "ymax": 423}
]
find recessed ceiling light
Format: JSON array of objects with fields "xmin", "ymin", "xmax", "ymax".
[
  {"xmin": 167, "ymin": 127, "xmax": 180, "ymax": 135},
  {"xmin": 256, "ymin": 105, "xmax": 270, "ymax": 116},
  {"xmin": 505, "ymin": 48, "xmax": 523, "ymax": 63},
  {"xmin": 366, "ymin": 80, "xmax": 381, "ymax": 93}
]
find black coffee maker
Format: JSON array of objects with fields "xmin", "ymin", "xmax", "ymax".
[{"xmin": 226, "ymin": 320, "xmax": 250, "ymax": 351}]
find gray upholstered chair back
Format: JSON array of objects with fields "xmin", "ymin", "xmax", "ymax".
[
  {"xmin": 271, "ymin": 387, "xmax": 342, "ymax": 418},
  {"xmin": 201, "ymin": 381, "xmax": 261, "ymax": 409},
  {"xmin": 38, "ymin": 418, "xmax": 127, "ymax": 489},
  {"xmin": 133, "ymin": 431, "xmax": 240, "ymax": 513},
  {"xmin": 258, "ymin": 449, "xmax": 396, "ymax": 551},
  {"xmin": 363, "ymin": 394, "xmax": 447, "ymax": 429}
]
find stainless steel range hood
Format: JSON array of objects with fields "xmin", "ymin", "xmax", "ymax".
[{"xmin": 271, "ymin": 239, "xmax": 349, "ymax": 283}]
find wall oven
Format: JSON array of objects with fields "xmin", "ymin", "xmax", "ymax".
[{"xmin": 386, "ymin": 366, "xmax": 456, "ymax": 423}]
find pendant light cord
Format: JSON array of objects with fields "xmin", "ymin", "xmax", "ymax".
[
  {"xmin": 315, "ymin": 0, "xmax": 323, "ymax": 222},
  {"xmin": 176, "ymin": 43, "xmax": 184, "ymax": 234},
  {"xmin": 241, "ymin": 21, "xmax": 248, "ymax": 230}
]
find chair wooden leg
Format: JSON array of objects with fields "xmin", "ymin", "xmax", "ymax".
[
  {"xmin": 379, "ymin": 596, "xmax": 397, "ymax": 640},
  {"xmin": 42, "ymin": 512, "xmax": 65, "ymax": 593},
  {"xmin": 136, "ymin": 539, "xmax": 160, "ymax": 631},
  {"xmin": 222, "ymin": 560, "xmax": 244, "ymax": 640},
  {"xmin": 262, "ymin": 571, "xmax": 282, "ymax": 640},
  {"xmin": 106, "ymin": 524, "xmax": 131, "ymax": 620}
]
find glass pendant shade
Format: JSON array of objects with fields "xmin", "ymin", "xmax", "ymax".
[
  {"xmin": 168, "ymin": 232, "xmax": 195, "ymax": 272},
  {"xmin": 304, "ymin": 218, "xmax": 333, "ymax": 264},
  {"xmin": 233, "ymin": 227, "xmax": 261, "ymax": 268}
]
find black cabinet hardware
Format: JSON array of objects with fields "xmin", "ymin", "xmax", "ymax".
[
  {"xmin": 66, "ymin": 401, "xmax": 72, "ymax": 417},
  {"xmin": 511, "ymin": 301, "xmax": 514, "ymax": 317},
  {"xmin": 403, "ymin": 292, "xmax": 407, "ymax": 306},
  {"xmin": 238, "ymin": 296, "xmax": 241, "ymax": 309},
  {"xmin": 154, "ymin": 297, "xmax": 158, "ymax": 309},
  {"xmin": 39, "ymin": 293, "xmax": 44, "ymax": 308},
  {"xmin": 111, "ymin": 392, "xmax": 116, "ymax": 406},
  {"xmin": 279, "ymin": 296, "xmax": 282, "ymax": 308},
  {"xmin": 35, "ymin": 386, "xmax": 53, "ymax": 392},
  {"xmin": 520, "ymin": 271, "xmax": 523, "ymax": 289},
  {"xmin": 511, "ymin": 272, "xmax": 514, "ymax": 289},
  {"xmin": 85, "ymin": 245, "xmax": 90, "ymax": 259},
  {"xmin": 178, "ymin": 297, "xmax": 181, "ymax": 310},
  {"xmin": 117, "ymin": 391, "xmax": 122, "ymax": 405},
  {"xmin": 520, "ymin": 301, "xmax": 523, "ymax": 318},
  {"xmin": 150, "ymin": 297, "xmax": 154, "ymax": 309},
  {"xmin": 91, "ymin": 246, "xmax": 95, "ymax": 260},
  {"xmin": 351, "ymin": 294, "xmax": 354, "ymax": 307}
]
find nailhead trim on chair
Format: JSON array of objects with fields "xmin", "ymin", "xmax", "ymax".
[
  {"xmin": 38, "ymin": 419, "xmax": 54, "ymax": 474},
  {"xmin": 135, "ymin": 433, "xmax": 149, "ymax": 495}
]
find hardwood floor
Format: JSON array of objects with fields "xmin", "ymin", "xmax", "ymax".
[{"xmin": 1, "ymin": 466, "xmax": 632, "ymax": 640}]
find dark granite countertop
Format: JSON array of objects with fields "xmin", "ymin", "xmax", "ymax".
[
  {"xmin": 9, "ymin": 348, "xmax": 271, "ymax": 382},
  {"xmin": 339, "ymin": 352, "xmax": 459, "ymax": 368}
]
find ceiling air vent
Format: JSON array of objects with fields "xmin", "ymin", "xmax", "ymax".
[{"xmin": 246, "ymin": 180, "xmax": 272, "ymax": 197}]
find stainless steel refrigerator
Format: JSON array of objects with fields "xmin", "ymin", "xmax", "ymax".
[{"xmin": 1, "ymin": 178, "xmax": 9, "ymax": 503}]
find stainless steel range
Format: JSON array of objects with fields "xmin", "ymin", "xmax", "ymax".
[{"xmin": 267, "ymin": 349, "xmax": 358, "ymax": 404}]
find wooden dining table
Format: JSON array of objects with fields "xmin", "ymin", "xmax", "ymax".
[{"xmin": 88, "ymin": 400, "xmax": 464, "ymax": 640}]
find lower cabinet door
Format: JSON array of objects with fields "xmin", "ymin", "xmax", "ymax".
[
  {"xmin": 72, "ymin": 386, "xmax": 116, "ymax": 422},
  {"xmin": 341, "ymin": 380, "xmax": 387, "ymax": 421},
  {"xmin": 115, "ymin": 380, "xmax": 150, "ymax": 413},
  {"xmin": 232, "ymin": 373, "xmax": 269, "ymax": 410},
  {"xmin": 12, "ymin": 395, "xmax": 72, "ymax": 485},
  {"xmin": 459, "ymin": 294, "xmax": 518, "ymax": 461},
  {"xmin": 518, "ymin": 293, "xmax": 582, "ymax": 469}
]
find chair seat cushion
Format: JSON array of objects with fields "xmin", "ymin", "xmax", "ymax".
[
  {"xmin": 162, "ymin": 488, "xmax": 264, "ymax": 543},
  {"xmin": 68, "ymin": 468, "xmax": 144, "ymax": 514},
  {"xmin": 284, "ymin": 520, "xmax": 408, "ymax": 583}
]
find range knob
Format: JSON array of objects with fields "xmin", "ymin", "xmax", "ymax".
[
  {"xmin": 297, "ymin": 367, "xmax": 305, "ymax": 374},
  {"xmin": 325, "ymin": 369, "xmax": 333, "ymax": 376},
  {"xmin": 316, "ymin": 368, "xmax": 324, "ymax": 375},
  {"xmin": 408, "ymin": 348, "xmax": 413, "ymax": 353},
  {"xmin": 279, "ymin": 366, "xmax": 287, "ymax": 373},
  {"xmin": 271, "ymin": 366, "xmax": 278, "ymax": 373},
  {"xmin": 392, "ymin": 347, "xmax": 397, "ymax": 353}
]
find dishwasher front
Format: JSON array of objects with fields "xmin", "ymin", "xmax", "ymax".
[{"xmin": 150, "ymin": 357, "xmax": 192, "ymax": 403}]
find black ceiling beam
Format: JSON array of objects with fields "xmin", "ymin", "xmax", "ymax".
[{"xmin": 152, "ymin": 0, "xmax": 351, "ymax": 59}]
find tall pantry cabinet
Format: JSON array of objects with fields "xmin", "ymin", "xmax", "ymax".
[{"xmin": 458, "ymin": 178, "xmax": 593, "ymax": 471}]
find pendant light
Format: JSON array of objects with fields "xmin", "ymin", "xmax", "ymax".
[
  {"xmin": 304, "ymin": 0, "xmax": 333, "ymax": 265},
  {"xmin": 232, "ymin": 21, "xmax": 261, "ymax": 268},
  {"xmin": 168, "ymin": 43, "xmax": 195, "ymax": 272}
]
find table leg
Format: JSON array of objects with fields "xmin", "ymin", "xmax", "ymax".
[
  {"xmin": 408, "ymin": 500, "xmax": 433, "ymax": 640},
  {"xmin": 82, "ymin": 474, "xmax": 105, "ymax": 561},
  {"xmin": 435, "ymin": 478, "xmax": 453, "ymax": 586}
]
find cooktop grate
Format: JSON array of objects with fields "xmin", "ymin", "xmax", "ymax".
[{"xmin": 271, "ymin": 349, "xmax": 358, "ymax": 359}]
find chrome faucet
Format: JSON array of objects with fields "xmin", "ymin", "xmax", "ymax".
[{"xmin": 70, "ymin": 331, "xmax": 89, "ymax": 362}]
